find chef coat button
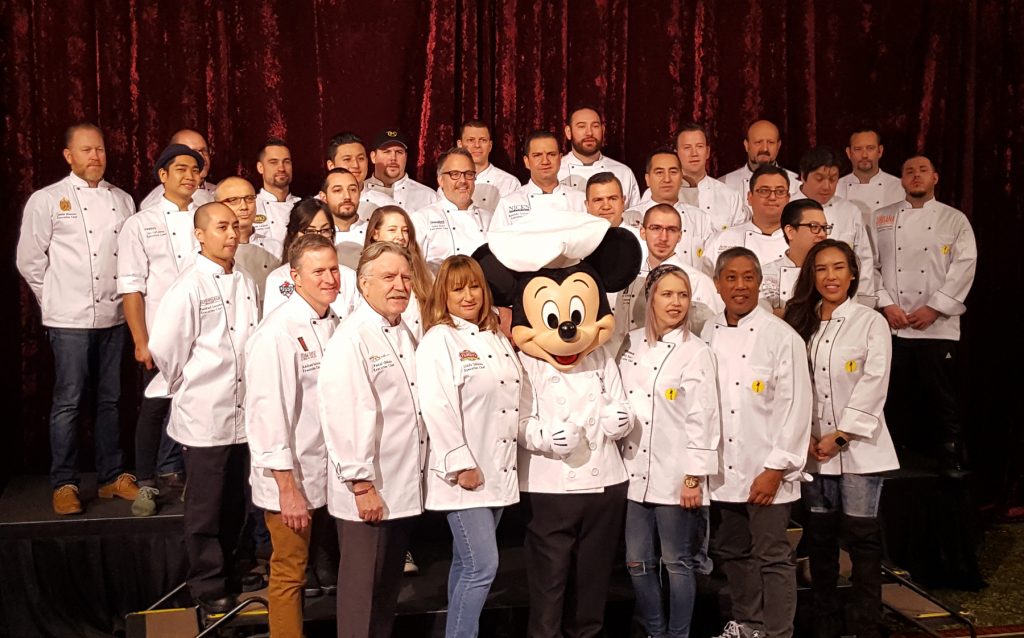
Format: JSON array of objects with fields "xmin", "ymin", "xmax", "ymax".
[
  {"xmin": 741, "ymin": 354, "xmax": 746, "ymax": 358},
  {"xmin": 93, "ymin": 253, "xmax": 97, "ymax": 257},
  {"xmin": 588, "ymin": 417, "xmax": 595, "ymax": 425},
  {"xmin": 230, "ymin": 327, "xmax": 234, "ymax": 331},
  {"xmin": 499, "ymin": 380, "xmax": 505, "ymax": 385},
  {"xmin": 589, "ymin": 442, "xmax": 597, "ymax": 450},
  {"xmin": 512, "ymin": 466, "xmax": 517, "ymax": 470},
  {"xmin": 921, "ymin": 270, "xmax": 925, "ymax": 274},
  {"xmin": 824, "ymin": 394, "xmax": 829, "ymax": 399},
  {"xmin": 735, "ymin": 382, "xmax": 739, "ymax": 386},
  {"xmin": 237, "ymin": 404, "xmax": 242, "ymax": 409},
  {"xmin": 501, "ymin": 410, "xmax": 506, "ymax": 414},
  {"xmin": 411, "ymin": 382, "xmax": 415, "ymax": 386},
  {"xmin": 238, "ymin": 378, "xmax": 242, "ymax": 383},
  {"xmin": 513, "ymin": 438, "xmax": 517, "ymax": 443},
  {"xmin": 503, "ymin": 468, "xmax": 507, "ymax": 472},
  {"xmin": 728, "ymin": 465, "xmax": 733, "ymax": 469},
  {"xmin": 551, "ymin": 377, "xmax": 559, "ymax": 383},
  {"xmin": 568, "ymin": 471, "xmax": 576, "ymax": 478},
  {"xmin": 591, "ymin": 468, "xmax": 599, "ymax": 476},
  {"xmin": 822, "ymin": 367, "xmax": 826, "ymax": 371},
  {"xmin": 95, "ymin": 276, "xmax": 99, "ymax": 280},
  {"xmin": 729, "ymin": 438, "xmax": 733, "ymax": 442},
  {"xmin": 731, "ymin": 410, "xmax": 735, "ymax": 414},
  {"xmin": 95, "ymin": 298, "xmax": 100, "ymax": 303},
  {"xmin": 898, "ymin": 269, "xmax": 902, "ymax": 272},
  {"xmin": 825, "ymin": 339, "xmax": 829, "ymax": 343},
  {"xmin": 88, "ymin": 230, "xmax": 93, "ymax": 234},
  {"xmin": 557, "ymin": 398, "xmax": 566, "ymax": 405},
  {"xmin": 587, "ymin": 393, "xmax": 595, "ymax": 401},
  {"xmin": 226, "ymin": 300, "xmax": 230, "ymax": 304},
  {"xmin": 114, "ymin": 252, "xmax": 117, "ymax": 256}
]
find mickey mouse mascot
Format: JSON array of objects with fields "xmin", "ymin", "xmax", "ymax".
[{"xmin": 474, "ymin": 213, "xmax": 642, "ymax": 638}]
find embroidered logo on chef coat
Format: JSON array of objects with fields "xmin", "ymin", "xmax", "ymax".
[
  {"xmin": 368, "ymin": 353, "xmax": 395, "ymax": 372},
  {"xmin": 751, "ymin": 380, "xmax": 766, "ymax": 393},
  {"xmin": 300, "ymin": 348, "xmax": 321, "ymax": 373},
  {"xmin": 278, "ymin": 281, "xmax": 295, "ymax": 298},
  {"xmin": 59, "ymin": 198, "xmax": 72, "ymax": 212},
  {"xmin": 697, "ymin": 248, "xmax": 704, "ymax": 258},
  {"xmin": 875, "ymin": 214, "xmax": 896, "ymax": 231},
  {"xmin": 459, "ymin": 350, "xmax": 479, "ymax": 361},
  {"xmin": 255, "ymin": 214, "xmax": 268, "ymax": 224},
  {"xmin": 844, "ymin": 360, "xmax": 858, "ymax": 373},
  {"xmin": 199, "ymin": 296, "xmax": 221, "ymax": 316},
  {"xmin": 144, "ymin": 226, "xmax": 167, "ymax": 239},
  {"xmin": 428, "ymin": 219, "xmax": 448, "ymax": 232},
  {"xmin": 665, "ymin": 388, "xmax": 678, "ymax": 400}
]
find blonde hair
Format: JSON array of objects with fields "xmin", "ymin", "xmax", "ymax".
[
  {"xmin": 363, "ymin": 205, "xmax": 433, "ymax": 318},
  {"xmin": 644, "ymin": 269, "xmax": 692, "ymax": 344},
  {"xmin": 425, "ymin": 255, "xmax": 500, "ymax": 333}
]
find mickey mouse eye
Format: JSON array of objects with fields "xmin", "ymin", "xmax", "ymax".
[
  {"xmin": 569, "ymin": 296, "xmax": 585, "ymax": 325},
  {"xmin": 542, "ymin": 300, "xmax": 559, "ymax": 329}
]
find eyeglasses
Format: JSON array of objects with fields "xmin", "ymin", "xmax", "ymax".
[
  {"xmin": 219, "ymin": 195, "xmax": 257, "ymax": 205},
  {"xmin": 753, "ymin": 187, "xmax": 789, "ymax": 198},
  {"xmin": 301, "ymin": 226, "xmax": 334, "ymax": 237},
  {"xmin": 644, "ymin": 224, "xmax": 681, "ymax": 235},
  {"xmin": 794, "ymin": 222, "xmax": 834, "ymax": 235},
  {"xmin": 441, "ymin": 170, "xmax": 477, "ymax": 181}
]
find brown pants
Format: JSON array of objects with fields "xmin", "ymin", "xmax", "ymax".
[{"xmin": 265, "ymin": 510, "xmax": 313, "ymax": 637}]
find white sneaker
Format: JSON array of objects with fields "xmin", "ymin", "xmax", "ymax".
[
  {"xmin": 403, "ymin": 551, "xmax": 419, "ymax": 575},
  {"xmin": 713, "ymin": 621, "xmax": 760, "ymax": 638}
]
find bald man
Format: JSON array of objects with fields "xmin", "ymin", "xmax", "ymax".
[
  {"xmin": 720, "ymin": 120, "xmax": 801, "ymax": 200},
  {"xmin": 149, "ymin": 201, "xmax": 260, "ymax": 614},
  {"xmin": 140, "ymin": 129, "xmax": 217, "ymax": 210},
  {"xmin": 216, "ymin": 177, "xmax": 281, "ymax": 310}
]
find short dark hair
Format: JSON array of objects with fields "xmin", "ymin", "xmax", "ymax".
[
  {"xmin": 522, "ymin": 130, "xmax": 558, "ymax": 157},
  {"xmin": 259, "ymin": 137, "xmax": 289, "ymax": 162},
  {"xmin": 672, "ymin": 122, "xmax": 708, "ymax": 147},
  {"xmin": 848, "ymin": 127, "xmax": 882, "ymax": 147},
  {"xmin": 585, "ymin": 171, "xmax": 622, "ymax": 198},
  {"xmin": 780, "ymin": 199, "xmax": 824, "ymax": 244},
  {"xmin": 642, "ymin": 203, "xmax": 681, "ymax": 227},
  {"xmin": 436, "ymin": 147, "xmax": 475, "ymax": 176},
  {"xmin": 288, "ymin": 233, "xmax": 336, "ymax": 270},
  {"xmin": 798, "ymin": 146, "xmax": 842, "ymax": 178},
  {"xmin": 566, "ymin": 104, "xmax": 603, "ymax": 126},
  {"xmin": 320, "ymin": 167, "xmax": 354, "ymax": 192},
  {"xmin": 645, "ymin": 147, "xmax": 680, "ymax": 174},
  {"xmin": 457, "ymin": 120, "xmax": 491, "ymax": 140},
  {"xmin": 65, "ymin": 122, "xmax": 102, "ymax": 147},
  {"xmin": 325, "ymin": 131, "xmax": 365, "ymax": 163},
  {"xmin": 750, "ymin": 164, "xmax": 789, "ymax": 192},
  {"xmin": 714, "ymin": 246, "xmax": 762, "ymax": 281}
]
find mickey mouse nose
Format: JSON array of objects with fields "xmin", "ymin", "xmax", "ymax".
[{"xmin": 558, "ymin": 321, "xmax": 577, "ymax": 342}]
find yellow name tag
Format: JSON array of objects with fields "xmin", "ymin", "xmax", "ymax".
[
  {"xmin": 844, "ymin": 360, "xmax": 858, "ymax": 373},
  {"xmin": 751, "ymin": 380, "xmax": 765, "ymax": 393},
  {"xmin": 942, "ymin": 245, "xmax": 951, "ymax": 255},
  {"xmin": 665, "ymin": 388, "xmax": 678, "ymax": 400}
]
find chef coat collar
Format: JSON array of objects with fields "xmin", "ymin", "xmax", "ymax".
[
  {"xmin": 522, "ymin": 180, "xmax": 568, "ymax": 196},
  {"xmin": 451, "ymin": 315, "xmax": 484, "ymax": 332},
  {"xmin": 352, "ymin": 295, "xmax": 403, "ymax": 328},
  {"xmin": 823, "ymin": 296, "xmax": 857, "ymax": 320},
  {"xmin": 563, "ymin": 151, "xmax": 604, "ymax": 167},
  {"xmin": 196, "ymin": 253, "xmax": 232, "ymax": 276},
  {"xmin": 286, "ymin": 287, "xmax": 339, "ymax": 321},
  {"xmin": 67, "ymin": 171, "xmax": 111, "ymax": 190},
  {"xmin": 709, "ymin": 303, "xmax": 767, "ymax": 329}
]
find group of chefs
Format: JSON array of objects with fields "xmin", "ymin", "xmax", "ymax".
[{"xmin": 16, "ymin": 106, "xmax": 977, "ymax": 638}]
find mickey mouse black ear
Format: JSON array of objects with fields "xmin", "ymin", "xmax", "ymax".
[
  {"xmin": 471, "ymin": 244, "xmax": 519, "ymax": 307},
  {"xmin": 583, "ymin": 227, "xmax": 643, "ymax": 293}
]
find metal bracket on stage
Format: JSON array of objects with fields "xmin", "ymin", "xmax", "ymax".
[
  {"xmin": 881, "ymin": 565, "xmax": 977, "ymax": 638},
  {"xmin": 195, "ymin": 596, "xmax": 270, "ymax": 637}
]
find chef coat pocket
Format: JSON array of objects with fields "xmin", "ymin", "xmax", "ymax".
[
  {"xmin": 836, "ymin": 346, "xmax": 863, "ymax": 380},
  {"xmin": 748, "ymin": 366, "xmax": 773, "ymax": 410},
  {"xmin": 935, "ymin": 233, "xmax": 955, "ymax": 265}
]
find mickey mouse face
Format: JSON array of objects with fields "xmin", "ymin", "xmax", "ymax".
[{"xmin": 513, "ymin": 269, "xmax": 615, "ymax": 371}]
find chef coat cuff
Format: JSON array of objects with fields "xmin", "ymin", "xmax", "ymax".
[
  {"xmin": 876, "ymin": 289, "xmax": 895, "ymax": 309},
  {"xmin": 926, "ymin": 290, "xmax": 966, "ymax": 317},
  {"xmin": 434, "ymin": 445, "xmax": 476, "ymax": 482},
  {"xmin": 335, "ymin": 461, "xmax": 376, "ymax": 484},
  {"xmin": 838, "ymin": 407, "xmax": 880, "ymax": 439},
  {"xmin": 855, "ymin": 292, "xmax": 878, "ymax": 309},
  {"xmin": 763, "ymin": 450, "xmax": 805, "ymax": 477},
  {"xmin": 117, "ymin": 276, "xmax": 146, "ymax": 295},
  {"xmin": 682, "ymin": 448, "xmax": 718, "ymax": 477},
  {"xmin": 252, "ymin": 449, "xmax": 295, "ymax": 472}
]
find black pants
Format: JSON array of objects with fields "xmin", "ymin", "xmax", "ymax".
[
  {"xmin": 523, "ymin": 482, "xmax": 628, "ymax": 638},
  {"xmin": 335, "ymin": 516, "xmax": 416, "ymax": 638},
  {"xmin": 806, "ymin": 513, "xmax": 883, "ymax": 638},
  {"xmin": 134, "ymin": 367, "xmax": 184, "ymax": 483},
  {"xmin": 181, "ymin": 443, "xmax": 249, "ymax": 600}
]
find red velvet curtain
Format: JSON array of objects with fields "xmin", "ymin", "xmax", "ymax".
[{"xmin": 2, "ymin": 1, "xmax": 1022, "ymax": 489}]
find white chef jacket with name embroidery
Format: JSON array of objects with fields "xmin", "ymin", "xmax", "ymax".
[
  {"xmin": 245, "ymin": 293, "xmax": 338, "ymax": 510},
  {"xmin": 418, "ymin": 318, "xmax": 529, "ymax": 510},
  {"xmin": 640, "ymin": 176, "xmax": 749, "ymax": 232},
  {"xmin": 816, "ymin": 194, "xmax": 878, "ymax": 306},
  {"xmin": 720, "ymin": 164, "xmax": 801, "ymax": 202},
  {"xmin": 319, "ymin": 302, "xmax": 426, "ymax": 521},
  {"xmin": 365, "ymin": 174, "xmax": 439, "ymax": 213},
  {"xmin": 253, "ymin": 189, "xmax": 300, "ymax": 248},
  {"xmin": 623, "ymin": 198, "xmax": 716, "ymax": 270},
  {"xmin": 837, "ymin": 171, "xmax": 904, "ymax": 213},
  {"xmin": 149, "ymin": 255, "xmax": 259, "ymax": 447},
  {"xmin": 262, "ymin": 261, "xmax": 359, "ymax": 322},
  {"xmin": 472, "ymin": 163, "xmax": 521, "ymax": 213},
  {"xmin": 117, "ymin": 198, "xmax": 201, "ymax": 330},
  {"xmin": 335, "ymin": 219, "xmax": 368, "ymax": 270},
  {"xmin": 139, "ymin": 180, "xmax": 215, "ymax": 211},
  {"xmin": 490, "ymin": 181, "xmax": 587, "ymax": 231},
  {"xmin": 557, "ymin": 152, "xmax": 641, "ymax": 209},
  {"xmin": 700, "ymin": 306, "xmax": 813, "ymax": 504},
  {"xmin": 235, "ymin": 239, "xmax": 282, "ymax": 316},
  {"xmin": 411, "ymin": 197, "xmax": 490, "ymax": 271},
  {"xmin": 357, "ymin": 187, "xmax": 397, "ymax": 222},
  {"xmin": 873, "ymin": 199, "xmax": 977, "ymax": 341},
  {"xmin": 807, "ymin": 298, "xmax": 899, "ymax": 476},
  {"xmin": 618, "ymin": 327, "xmax": 721, "ymax": 505},
  {"xmin": 17, "ymin": 173, "xmax": 135, "ymax": 328},
  {"xmin": 517, "ymin": 347, "xmax": 632, "ymax": 493},
  {"xmin": 702, "ymin": 221, "xmax": 788, "ymax": 276}
]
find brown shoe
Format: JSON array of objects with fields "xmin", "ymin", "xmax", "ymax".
[
  {"xmin": 98, "ymin": 473, "xmax": 140, "ymax": 500},
  {"xmin": 53, "ymin": 484, "xmax": 83, "ymax": 515}
]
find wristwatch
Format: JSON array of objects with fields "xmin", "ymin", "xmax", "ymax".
[
  {"xmin": 834, "ymin": 433, "xmax": 850, "ymax": 450},
  {"xmin": 683, "ymin": 475, "xmax": 701, "ymax": 489}
]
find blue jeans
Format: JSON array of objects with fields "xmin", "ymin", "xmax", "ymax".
[
  {"xmin": 625, "ymin": 500, "xmax": 705, "ymax": 638},
  {"xmin": 445, "ymin": 507, "xmax": 503, "ymax": 638},
  {"xmin": 47, "ymin": 326, "xmax": 126, "ymax": 488},
  {"xmin": 803, "ymin": 474, "xmax": 885, "ymax": 518}
]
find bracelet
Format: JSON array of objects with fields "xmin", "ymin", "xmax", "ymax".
[{"xmin": 353, "ymin": 485, "xmax": 373, "ymax": 496}]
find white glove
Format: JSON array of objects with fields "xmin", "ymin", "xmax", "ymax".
[
  {"xmin": 600, "ymin": 409, "xmax": 631, "ymax": 440},
  {"xmin": 549, "ymin": 425, "xmax": 582, "ymax": 457}
]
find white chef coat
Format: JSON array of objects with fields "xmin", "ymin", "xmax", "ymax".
[
  {"xmin": 557, "ymin": 152, "xmax": 641, "ymax": 209},
  {"xmin": 364, "ymin": 173, "xmax": 438, "ymax": 213},
  {"xmin": 253, "ymin": 189, "xmax": 300, "ymax": 248},
  {"xmin": 245, "ymin": 292, "xmax": 339, "ymax": 511},
  {"xmin": 262, "ymin": 261, "xmax": 359, "ymax": 322},
  {"xmin": 806, "ymin": 298, "xmax": 899, "ymax": 476},
  {"xmin": 702, "ymin": 221, "xmax": 788, "ymax": 276},
  {"xmin": 149, "ymin": 255, "xmax": 259, "ymax": 447},
  {"xmin": 335, "ymin": 218, "xmax": 368, "ymax": 270},
  {"xmin": 139, "ymin": 180, "xmax": 215, "ymax": 211},
  {"xmin": 873, "ymin": 198, "xmax": 977, "ymax": 341},
  {"xmin": 618, "ymin": 327, "xmax": 721, "ymax": 505},
  {"xmin": 357, "ymin": 187, "xmax": 397, "ymax": 221},
  {"xmin": 609, "ymin": 255, "xmax": 723, "ymax": 355},
  {"xmin": 17, "ymin": 173, "xmax": 135, "ymax": 328},
  {"xmin": 759, "ymin": 254, "xmax": 801, "ymax": 311},
  {"xmin": 719, "ymin": 164, "xmax": 801, "ymax": 201},
  {"xmin": 622, "ymin": 199, "xmax": 716, "ymax": 271},
  {"xmin": 490, "ymin": 181, "xmax": 587, "ymax": 231},
  {"xmin": 234, "ymin": 240, "xmax": 281, "ymax": 318},
  {"xmin": 517, "ymin": 347, "xmax": 632, "ymax": 494},
  {"xmin": 837, "ymin": 171, "xmax": 904, "ymax": 213},
  {"xmin": 117, "ymin": 198, "xmax": 201, "ymax": 331},
  {"xmin": 318, "ymin": 302, "xmax": 427, "ymax": 521},
  {"xmin": 639, "ymin": 176, "xmax": 749, "ymax": 232},
  {"xmin": 417, "ymin": 317, "xmax": 527, "ymax": 510},
  {"xmin": 411, "ymin": 196, "xmax": 490, "ymax": 271},
  {"xmin": 472, "ymin": 163, "xmax": 521, "ymax": 213},
  {"xmin": 815, "ymin": 194, "xmax": 878, "ymax": 307},
  {"xmin": 700, "ymin": 305, "xmax": 813, "ymax": 504}
]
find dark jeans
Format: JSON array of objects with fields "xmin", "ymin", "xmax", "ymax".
[
  {"xmin": 47, "ymin": 325, "xmax": 125, "ymax": 489},
  {"xmin": 710, "ymin": 501, "xmax": 795, "ymax": 638},
  {"xmin": 134, "ymin": 367, "xmax": 184, "ymax": 484},
  {"xmin": 524, "ymin": 482, "xmax": 628, "ymax": 638},
  {"xmin": 182, "ymin": 444, "xmax": 249, "ymax": 600}
]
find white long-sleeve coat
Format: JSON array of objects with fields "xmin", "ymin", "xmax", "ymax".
[
  {"xmin": 618, "ymin": 327, "xmax": 721, "ymax": 505},
  {"xmin": 490, "ymin": 181, "xmax": 587, "ymax": 230},
  {"xmin": 244, "ymin": 293, "xmax": 339, "ymax": 511},
  {"xmin": 262, "ymin": 261, "xmax": 360, "ymax": 323},
  {"xmin": 700, "ymin": 305, "xmax": 813, "ymax": 504},
  {"xmin": 557, "ymin": 152, "xmax": 641, "ymax": 209},
  {"xmin": 318, "ymin": 302, "xmax": 426, "ymax": 521},
  {"xmin": 807, "ymin": 298, "xmax": 899, "ymax": 475},
  {"xmin": 411, "ymin": 196, "xmax": 490, "ymax": 271},
  {"xmin": 417, "ymin": 318, "xmax": 530, "ymax": 510},
  {"xmin": 149, "ymin": 255, "xmax": 260, "ymax": 447}
]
